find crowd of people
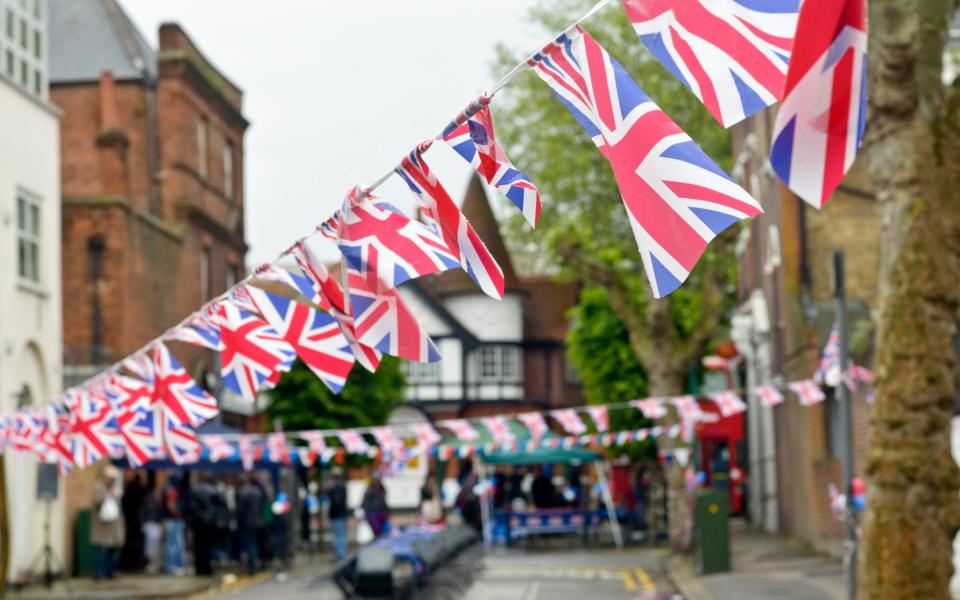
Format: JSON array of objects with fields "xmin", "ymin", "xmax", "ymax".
[{"xmin": 89, "ymin": 467, "xmax": 295, "ymax": 580}]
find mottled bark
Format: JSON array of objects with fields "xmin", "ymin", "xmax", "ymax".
[{"xmin": 860, "ymin": 1, "xmax": 960, "ymax": 597}]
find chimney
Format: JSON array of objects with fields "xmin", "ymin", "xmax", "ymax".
[{"xmin": 98, "ymin": 70, "xmax": 120, "ymax": 131}]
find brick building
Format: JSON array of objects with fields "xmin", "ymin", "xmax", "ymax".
[
  {"xmin": 48, "ymin": 0, "xmax": 249, "ymax": 566},
  {"xmin": 729, "ymin": 110, "xmax": 876, "ymax": 556}
]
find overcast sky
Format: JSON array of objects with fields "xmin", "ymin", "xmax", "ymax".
[{"xmin": 123, "ymin": 0, "xmax": 546, "ymax": 265}]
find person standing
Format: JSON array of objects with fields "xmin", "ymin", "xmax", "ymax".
[
  {"xmin": 188, "ymin": 473, "xmax": 219, "ymax": 576},
  {"xmin": 141, "ymin": 476, "xmax": 163, "ymax": 574},
  {"xmin": 361, "ymin": 475, "xmax": 389, "ymax": 538},
  {"xmin": 236, "ymin": 474, "xmax": 266, "ymax": 575},
  {"xmin": 91, "ymin": 465, "xmax": 125, "ymax": 580},
  {"xmin": 162, "ymin": 473, "xmax": 187, "ymax": 575},
  {"xmin": 326, "ymin": 468, "xmax": 349, "ymax": 560},
  {"xmin": 119, "ymin": 473, "xmax": 146, "ymax": 571},
  {"xmin": 418, "ymin": 473, "xmax": 443, "ymax": 525}
]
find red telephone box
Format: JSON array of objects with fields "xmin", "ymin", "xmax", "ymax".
[{"xmin": 695, "ymin": 400, "xmax": 746, "ymax": 514}]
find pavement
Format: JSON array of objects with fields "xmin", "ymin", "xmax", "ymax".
[
  {"xmin": 201, "ymin": 545, "xmax": 678, "ymax": 600},
  {"xmin": 6, "ymin": 571, "xmax": 272, "ymax": 600},
  {"xmin": 666, "ymin": 522, "xmax": 845, "ymax": 600}
]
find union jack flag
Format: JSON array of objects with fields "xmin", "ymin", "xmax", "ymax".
[
  {"xmin": 347, "ymin": 251, "xmax": 440, "ymax": 363},
  {"xmin": 246, "ymin": 286, "xmax": 354, "ymax": 393},
  {"xmin": 672, "ymin": 395, "xmax": 705, "ymax": 421},
  {"xmin": 441, "ymin": 100, "xmax": 541, "ymax": 227},
  {"xmin": 814, "ymin": 322, "xmax": 841, "ymax": 385},
  {"xmin": 622, "ymin": 0, "xmax": 799, "ymax": 128},
  {"xmin": 42, "ymin": 406, "xmax": 73, "ymax": 474},
  {"xmin": 253, "ymin": 263, "xmax": 318, "ymax": 305},
  {"xmin": 754, "ymin": 385, "xmax": 785, "ymax": 407},
  {"xmin": 9, "ymin": 410, "xmax": 41, "ymax": 453},
  {"xmin": 290, "ymin": 242, "xmax": 382, "ymax": 372},
  {"xmin": 239, "ymin": 435, "xmax": 256, "ymax": 471},
  {"xmin": 371, "ymin": 426, "xmax": 404, "ymax": 457},
  {"xmin": 846, "ymin": 365, "xmax": 875, "ymax": 386},
  {"xmin": 586, "ymin": 405, "xmax": 610, "ymax": 432},
  {"xmin": 516, "ymin": 412, "xmax": 549, "ymax": 443},
  {"xmin": 788, "ymin": 379, "xmax": 826, "ymax": 406},
  {"xmin": 709, "ymin": 391, "xmax": 747, "ymax": 417},
  {"xmin": 151, "ymin": 343, "xmax": 219, "ymax": 427},
  {"xmin": 631, "ymin": 398, "xmax": 667, "ymax": 420},
  {"xmin": 299, "ymin": 431, "xmax": 328, "ymax": 455},
  {"xmin": 529, "ymin": 28, "xmax": 762, "ymax": 298},
  {"xmin": 162, "ymin": 416, "xmax": 201, "ymax": 465},
  {"xmin": 411, "ymin": 423, "xmax": 442, "ymax": 451},
  {"xmin": 396, "ymin": 148, "xmax": 505, "ymax": 299},
  {"xmin": 203, "ymin": 435, "xmax": 235, "ymax": 462},
  {"xmin": 106, "ymin": 375, "xmax": 162, "ymax": 467},
  {"xmin": 333, "ymin": 186, "xmax": 459, "ymax": 290},
  {"xmin": 68, "ymin": 387, "xmax": 122, "ymax": 469},
  {"xmin": 164, "ymin": 312, "xmax": 223, "ymax": 351},
  {"xmin": 267, "ymin": 432, "xmax": 291, "ymax": 464},
  {"xmin": 551, "ymin": 409, "xmax": 588, "ymax": 435},
  {"xmin": 215, "ymin": 297, "xmax": 297, "ymax": 402},
  {"xmin": 441, "ymin": 419, "xmax": 480, "ymax": 442},
  {"xmin": 338, "ymin": 429, "xmax": 371, "ymax": 455},
  {"xmin": 770, "ymin": 0, "xmax": 867, "ymax": 208},
  {"xmin": 123, "ymin": 351, "xmax": 154, "ymax": 381},
  {"xmin": 107, "ymin": 372, "xmax": 153, "ymax": 413},
  {"xmin": 480, "ymin": 416, "xmax": 515, "ymax": 446}
]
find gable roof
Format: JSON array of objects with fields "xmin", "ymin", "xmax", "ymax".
[
  {"xmin": 521, "ymin": 276, "xmax": 579, "ymax": 342},
  {"xmin": 48, "ymin": 0, "xmax": 157, "ymax": 84},
  {"xmin": 428, "ymin": 174, "xmax": 521, "ymax": 295}
]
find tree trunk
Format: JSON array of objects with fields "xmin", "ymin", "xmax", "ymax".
[{"xmin": 860, "ymin": 1, "xmax": 960, "ymax": 597}]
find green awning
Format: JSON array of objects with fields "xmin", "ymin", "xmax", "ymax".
[{"xmin": 439, "ymin": 419, "xmax": 602, "ymax": 465}]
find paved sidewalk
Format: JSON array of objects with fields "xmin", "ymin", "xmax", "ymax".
[
  {"xmin": 7, "ymin": 573, "xmax": 230, "ymax": 599},
  {"xmin": 668, "ymin": 526, "xmax": 844, "ymax": 600}
]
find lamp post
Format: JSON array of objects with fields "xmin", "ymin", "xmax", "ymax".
[{"xmin": 831, "ymin": 250, "xmax": 855, "ymax": 600}]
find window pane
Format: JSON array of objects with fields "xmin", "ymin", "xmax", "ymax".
[
  {"xmin": 29, "ymin": 240, "xmax": 38, "ymax": 280},
  {"xmin": 18, "ymin": 239, "xmax": 26, "ymax": 278},
  {"xmin": 17, "ymin": 196, "xmax": 25, "ymax": 231},
  {"xmin": 32, "ymin": 0, "xmax": 39, "ymax": 19},
  {"xmin": 19, "ymin": 17, "xmax": 26, "ymax": 49},
  {"xmin": 5, "ymin": 49, "xmax": 13, "ymax": 77},
  {"xmin": 19, "ymin": 58, "xmax": 27, "ymax": 85},
  {"xmin": 223, "ymin": 143, "xmax": 234, "ymax": 198},
  {"xmin": 5, "ymin": 9, "xmax": 12, "ymax": 38},
  {"xmin": 29, "ymin": 202, "xmax": 39, "ymax": 235},
  {"xmin": 196, "ymin": 118, "xmax": 207, "ymax": 178},
  {"xmin": 32, "ymin": 68, "xmax": 40, "ymax": 95},
  {"xmin": 32, "ymin": 28, "xmax": 39, "ymax": 59}
]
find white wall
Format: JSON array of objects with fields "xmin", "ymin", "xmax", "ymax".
[
  {"xmin": 0, "ymin": 77, "xmax": 63, "ymax": 582},
  {"xmin": 445, "ymin": 292, "xmax": 523, "ymax": 341}
]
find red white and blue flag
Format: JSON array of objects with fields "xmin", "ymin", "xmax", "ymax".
[
  {"xmin": 164, "ymin": 312, "xmax": 223, "ymax": 351},
  {"xmin": 755, "ymin": 385, "xmax": 785, "ymax": 407},
  {"xmin": 441, "ymin": 101, "xmax": 542, "ymax": 227},
  {"xmin": 215, "ymin": 297, "xmax": 297, "ymax": 402},
  {"xmin": 480, "ymin": 416, "xmax": 515, "ymax": 446},
  {"xmin": 631, "ymin": 398, "xmax": 667, "ymax": 420},
  {"xmin": 813, "ymin": 322, "xmax": 841, "ymax": 385},
  {"xmin": 412, "ymin": 423, "xmax": 443, "ymax": 452},
  {"xmin": 42, "ymin": 406, "xmax": 74, "ymax": 475},
  {"xmin": 622, "ymin": 0, "xmax": 800, "ymax": 127},
  {"xmin": 769, "ymin": 0, "xmax": 867, "ymax": 208},
  {"xmin": 551, "ymin": 409, "xmax": 588, "ymax": 435},
  {"xmin": 161, "ymin": 415, "xmax": 201, "ymax": 465},
  {"xmin": 529, "ymin": 28, "xmax": 762, "ymax": 298},
  {"xmin": 396, "ymin": 148, "xmax": 506, "ymax": 299},
  {"xmin": 267, "ymin": 432, "xmax": 292, "ymax": 464},
  {"xmin": 788, "ymin": 379, "xmax": 826, "ymax": 406},
  {"xmin": 441, "ymin": 419, "xmax": 480, "ymax": 442},
  {"xmin": 517, "ymin": 412, "xmax": 549, "ymax": 444},
  {"xmin": 338, "ymin": 429, "xmax": 371, "ymax": 455},
  {"xmin": 246, "ymin": 286, "xmax": 355, "ymax": 394},
  {"xmin": 671, "ymin": 395, "xmax": 706, "ymax": 421},
  {"xmin": 332, "ymin": 187, "xmax": 459, "ymax": 290},
  {"xmin": 709, "ymin": 391, "xmax": 747, "ymax": 417},
  {"xmin": 203, "ymin": 435, "xmax": 235, "ymax": 463},
  {"xmin": 68, "ymin": 387, "xmax": 122, "ymax": 469},
  {"xmin": 239, "ymin": 435, "xmax": 256, "ymax": 471},
  {"xmin": 106, "ymin": 375, "xmax": 162, "ymax": 467},
  {"xmin": 151, "ymin": 343, "xmax": 219, "ymax": 428},
  {"xmin": 586, "ymin": 405, "xmax": 610, "ymax": 432}
]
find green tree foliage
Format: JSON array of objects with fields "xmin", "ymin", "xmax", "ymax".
[{"xmin": 266, "ymin": 357, "xmax": 405, "ymax": 433}]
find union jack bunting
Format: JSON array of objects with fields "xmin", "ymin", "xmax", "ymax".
[
  {"xmin": 813, "ymin": 322, "xmax": 840, "ymax": 384},
  {"xmin": 42, "ymin": 406, "xmax": 73, "ymax": 475},
  {"xmin": 215, "ymin": 297, "xmax": 297, "ymax": 402},
  {"xmin": 299, "ymin": 431, "xmax": 329, "ymax": 455},
  {"xmin": 151, "ymin": 343, "xmax": 219, "ymax": 427},
  {"xmin": 8, "ymin": 410, "xmax": 40, "ymax": 453},
  {"xmin": 334, "ymin": 186, "xmax": 459, "ymax": 290},
  {"xmin": 709, "ymin": 391, "xmax": 747, "ymax": 417},
  {"xmin": 770, "ymin": 0, "xmax": 867, "ymax": 208},
  {"xmin": 239, "ymin": 435, "xmax": 256, "ymax": 471},
  {"xmin": 204, "ymin": 435, "xmax": 235, "ymax": 463},
  {"xmin": 480, "ymin": 416, "xmax": 515, "ymax": 446},
  {"xmin": 123, "ymin": 351, "xmax": 154, "ymax": 381},
  {"xmin": 441, "ymin": 99, "xmax": 542, "ymax": 227},
  {"xmin": 441, "ymin": 419, "xmax": 480, "ymax": 442},
  {"xmin": 396, "ymin": 148, "xmax": 505, "ymax": 299},
  {"xmin": 347, "ymin": 254, "xmax": 440, "ymax": 363},
  {"xmin": 253, "ymin": 263, "xmax": 319, "ymax": 305},
  {"xmin": 672, "ymin": 395, "xmax": 705, "ymax": 421},
  {"xmin": 586, "ymin": 405, "xmax": 610, "ymax": 432},
  {"xmin": 516, "ymin": 412, "xmax": 549, "ymax": 443},
  {"xmin": 754, "ymin": 385, "xmax": 785, "ymax": 407},
  {"xmin": 529, "ymin": 27, "xmax": 762, "ymax": 298},
  {"xmin": 631, "ymin": 399, "xmax": 667, "ymax": 420},
  {"xmin": 246, "ymin": 286, "xmax": 355, "ymax": 393},
  {"xmin": 164, "ymin": 312, "xmax": 223, "ymax": 351},
  {"xmin": 551, "ymin": 409, "xmax": 588, "ymax": 435},
  {"xmin": 107, "ymin": 373, "xmax": 153, "ymax": 413},
  {"xmin": 788, "ymin": 379, "xmax": 826, "ymax": 406},
  {"xmin": 412, "ymin": 423, "xmax": 443, "ymax": 451},
  {"xmin": 112, "ymin": 402, "xmax": 161, "ymax": 468},
  {"xmin": 622, "ymin": 0, "xmax": 799, "ymax": 128},
  {"xmin": 337, "ymin": 429, "xmax": 371, "ymax": 455},
  {"xmin": 163, "ymin": 416, "xmax": 201, "ymax": 465},
  {"xmin": 69, "ymin": 388, "xmax": 122, "ymax": 469},
  {"xmin": 846, "ymin": 365, "xmax": 875, "ymax": 386},
  {"xmin": 267, "ymin": 432, "xmax": 291, "ymax": 464},
  {"xmin": 371, "ymin": 426, "xmax": 404, "ymax": 458}
]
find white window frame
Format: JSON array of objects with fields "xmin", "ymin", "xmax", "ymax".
[
  {"xmin": 16, "ymin": 189, "xmax": 40, "ymax": 283},
  {"xmin": 403, "ymin": 360, "xmax": 440, "ymax": 384},
  {"xmin": 1, "ymin": 0, "xmax": 44, "ymax": 98},
  {"xmin": 476, "ymin": 345, "xmax": 521, "ymax": 383},
  {"xmin": 223, "ymin": 140, "xmax": 234, "ymax": 199},
  {"xmin": 196, "ymin": 116, "xmax": 208, "ymax": 178}
]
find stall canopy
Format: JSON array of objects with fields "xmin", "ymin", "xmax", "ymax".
[{"xmin": 441, "ymin": 418, "xmax": 603, "ymax": 465}]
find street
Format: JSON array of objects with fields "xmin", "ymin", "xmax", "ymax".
[{"xmin": 203, "ymin": 546, "xmax": 676, "ymax": 600}]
